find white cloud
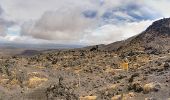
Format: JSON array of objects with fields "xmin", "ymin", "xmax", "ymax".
[
  {"xmin": 1, "ymin": 20, "xmax": 153, "ymax": 45},
  {"xmin": 19, "ymin": 0, "xmax": 157, "ymax": 44},
  {"xmin": 81, "ymin": 20, "xmax": 153, "ymax": 45},
  {"xmin": 144, "ymin": 0, "xmax": 170, "ymax": 17},
  {"xmin": 21, "ymin": 8, "xmax": 98, "ymax": 42},
  {"xmin": 0, "ymin": 35, "xmax": 53, "ymax": 44},
  {"xmin": 0, "ymin": 5, "xmax": 16, "ymax": 37},
  {"xmin": 0, "ymin": 0, "xmax": 97, "ymax": 22},
  {"xmin": 0, "ymin": 0, "xmax": 170, "ymax": 44}
]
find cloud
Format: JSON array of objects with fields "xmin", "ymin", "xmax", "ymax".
[
  {"xmin": 0, "ymin": 20, "xmax": 14, "ymax": 37},
  {"xmin": 0, "ymin": 6, "xmax": 7, "ymax": 36},
  {"xmin": 81, "ymin": 20, "xmax": 153, "ymax": 45},
  {"xmin": 0, "ymin": 0, "xmax": 169, "ymax": 44},
  {"xmin": 101, "ymin": 2, "xmax": 160, "ymax": 24},
  {"xmin": 0, "ymin": 5, "xmax": 15, "ymax": 36},
  {"xmin": 0, "ymin": 25, "xmax": 6, "ymax": 36},
  {"xmin": 0, "ymin": 6, "xmax": 3, "ymax": 15},
  {"xmin": 4, "ymin": 19, "xmax": 153, "ymax": 45},
  {"xmin": 0, "ymin": 35, "xmax": 50, "ymax": 44},
  {"xmin": 143, "ymin": 0, "xmax": 170, "ymax": 18},
  {"xmin": 0, "ymin": 0, "xmax": 98, "ymax": 22},
  {"xmin": 21, "ymin": 5, "xmax": 98, "ymax": 42},
  {"xmin": 19, "ymin": 0, "xmax": 159, "ymax": 44}
]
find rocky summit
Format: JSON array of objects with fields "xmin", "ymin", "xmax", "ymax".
[
  {"xmin": 0, "ymin": 18, "xmax": 170, "ymax": 100},
  {"xmin": 100, "ymin": 18, "xmax": 170, "ymax": 55}
]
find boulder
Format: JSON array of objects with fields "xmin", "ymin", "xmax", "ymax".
[{"xmin": 143, "ymin": 82, "xmax": 161, "ymax": 93}]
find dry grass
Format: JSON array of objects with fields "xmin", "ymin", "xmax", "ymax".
[
  {"xmin": 10, "ymin": 79, "xmax": 19, "ymax": 85},
  {"xmin": 28, "ymin": 76, "xmax": 48, "ymax": 88},
  {"xmin": 36, "ymin": 66, "xmax": 45, "ymax": 69},
  {"xmin": 111, "ymin": 93, "xmax": 135, "ymax": 100},
  {"xmin": 121, "ymin": 63, "xmax": 129, "ymax": 72}
]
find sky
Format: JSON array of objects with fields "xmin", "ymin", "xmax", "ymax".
[{"xmin": 0, "ymin": 0, "xmax": 169, "ymax": 45}]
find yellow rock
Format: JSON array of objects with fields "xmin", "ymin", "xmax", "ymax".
[
  {"xmin": 143, "ymin": 82, "xmax": 160, "ymax": 93},
  {"xmin": 110, "ymin": 84, "xmax": 117, "ymax": 89},
  {"xmin": 128, "ymin": 92, "xmax": 135, "ymax": 97},
  {"xmin": 111, "ymin": 95, "xmax": 122, "ymax": 100},
  {"xmin": 74, "ymin": 69, "xmax": 82, "ymax": 73},
  {"xmin": 79, "ymin": 96, "xmax": 97, "ymax": 100},
  {"xmin": 111, "ymin": 93, "xmax": 134, "ymax": 100},
  {"xmin": 114, "ymin": 69, "xmax": 123, "ymax": 71},
  {"xmin": 105, "ymin": 67, "xmax": 115, "ymax": 75},
  {"xmin": 167, "ymin": 98, "xmax": 170, "ymax": 100}
]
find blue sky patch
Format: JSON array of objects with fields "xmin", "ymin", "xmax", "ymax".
[
  {"xmin": 101, "ymin": 3, "xmax": 161, "ymax": 25},
  {"xmin": 83, "ymin": 10, "xmax": 97, "ymax": 18}
]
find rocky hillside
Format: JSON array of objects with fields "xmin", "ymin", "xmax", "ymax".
[
  {"xmin": 0, "ymin": 18, "xmax": 169, "ymax": 100},
  {"xmin": 103, "ymin": 18, "xmax": 170, "ymax": 54}
]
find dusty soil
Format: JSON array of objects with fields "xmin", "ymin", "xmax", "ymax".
[{"xmin": 0, "ymin": 49, "xmax": 169, "ymax": 100}]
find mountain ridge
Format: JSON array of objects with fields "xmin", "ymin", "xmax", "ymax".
[{"xmin": 101, "ymin": 18, "xmax": 170, "ymax": 54}]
